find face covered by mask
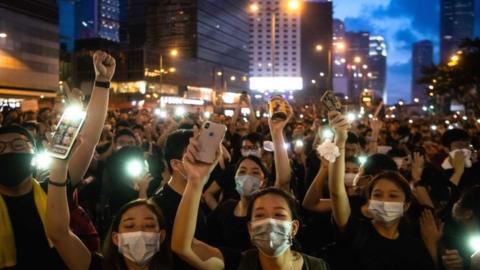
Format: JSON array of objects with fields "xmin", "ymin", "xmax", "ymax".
[
  {"xmin": 368, "ymin": 200, "xmax": 405, "ymax": 224},
  {"xmin": 241, "ymin": 149, "xmax": 262, "ymax": 158},
  {"xmin": 250, "ymin": 218, "xmax": 293, "ymax": 257},
  {"xmin": 344, "ymin": 173, "xmax": 357, "ymax": 187},
  {"xmin": 235, "ymin": 175, "xmax": 262, "ymax": 197},
  {"xmin": 118, "ymin": 231, "xmax": 160, "ymax": 266},
  {"xmin": 0, "ymin": 153, "xmax": 34, "ymax": 187}
]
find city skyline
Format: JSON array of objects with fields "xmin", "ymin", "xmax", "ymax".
[{"xmin": 334, "ymin": 0, "xmax": 480, "ymax": 104}]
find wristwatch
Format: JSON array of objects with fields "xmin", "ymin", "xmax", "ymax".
[{"xmin": 95, "ymin": 80, "xmax": 111, "ymax": 89}]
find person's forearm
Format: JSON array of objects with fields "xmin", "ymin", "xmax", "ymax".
[
  {"xmin": 69, "ymin": 85, "xmax": 109, "ymax": 186},
  {"xmin": 203, "ymin": 193, "xmax": 219, "ymax": 210},
  {"xmin": 172, "ymin": 181, "xmax": 203, "ymax": 255},
  {"xmin": 46, "ymin": 169, "xmax": 70, "ymax": 241},
  {"xmin": 272, "ymin": 132, "xmax": 291, "ymax": 192},
  {"xmin": 302, "ymin": 166, "xmax": 328, "ymax": 211},
  {"xmin": 248, "ymin": 104, "xmax": 259, "ymax": 132},
  {"xmin": 449, "ymin": 170, "xmax": 464, "ymax": 186},
  {"xmin": 425, "ymin": 243, "xmax": 439, "ymax": 267},
  {"xmin": 329, "ymin": 141, "xmax": 351, "ymax": 229}
]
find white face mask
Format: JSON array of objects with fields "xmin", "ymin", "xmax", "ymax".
[
  {"xmin": 118, "ymin": 231, "xmax": 160, "ymax": 266},
  {"xmin": 235, "ymin": 175, "xmax": 262, "ymax": 197},
  {"xmin": 241, "ymin": 149, "xmax": 262, "ymax": 158},
  {"xmin": 345, "ymin": 173, "xmax": 357, "ymax": 186},
  {"xmin": 368, "ymin": 200, "xmax": 404, "ymax": 224},
  {"xmin": 250, "ymin": 218, "xmax": 293, "ymax": 257}
]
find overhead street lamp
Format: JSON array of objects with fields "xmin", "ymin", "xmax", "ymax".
[{"xmin": 314, "ymin": 41, "xmax": 346, "ymax": 90}]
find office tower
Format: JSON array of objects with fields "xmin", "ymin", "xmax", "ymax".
[
  {"xmin": 0, "ymin": 0, "xmax": 59, "ymax": 98},
  {"xmin": 249, "ymin": 0, "xmax": 302, "ymax": 92},
  {"xmin": 368, "ymin": 36, "xmax": 387, "ymax": 101},
  {"xmin": 440, "ymin": 0, "xmax": 474, "ymax": 62},
  {"xmin": 412, "ymin": 40, "xmax": 433, "ymax": 102},
  {"xmin": 76, "ymin": 0, "xmax": 120, "ymax": 42},
  {"xmin": 332, "ymin": 18, "xmax": 347, "ymax": 96},
  {"xmin": 345, "ymin": 31, "xmax": 370, "ymax": 100}
]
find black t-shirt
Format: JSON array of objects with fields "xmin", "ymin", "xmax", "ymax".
[
  {"xmin": 335, "ymin": 216, "xmax": 435, "ymax": 270},
  {"xmin": 205, "ymin": 200, "xmax": 251, "ymax": 251},
  {"xmin": 444, "ymin": 162, "xmax": 480, "ymax": 196},
  {"xmin": 215, "ymin": 165, "xmax": 240, "ymax": 202},
  {"xmin": 2, "ymin": 191, "xmax": 67, "ymax": 270},
  {"xmin": 152, "ymin": 184, "xmax": 208, "ymax": 270},
  {"xmin": 88, "ymin": 253, "xmax": 103, "ymax": 270}
]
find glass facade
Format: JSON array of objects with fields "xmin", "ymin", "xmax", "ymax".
[{"xmin": 440, "ymin": 0, "xmax": 474, "ymax": 62}]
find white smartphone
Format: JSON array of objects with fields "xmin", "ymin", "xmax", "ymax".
[
  {"xmin": 48, "ymin": 106, "xmax": 86, "ymax": 159},
  {"xmin": 196, "ymin": 121, "xmax": 227, "ymax": 164}
]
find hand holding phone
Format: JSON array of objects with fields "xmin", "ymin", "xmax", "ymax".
[
  {"xmin": 321, "ymin": 91, "xmax": 342, "ymax": 112},
  {"xmin": 195, "ymin": 121, "xmax": 227, "ymax": 164},
  {"xmin": 47, "ymin": 106, "xmax": 86, "ymax": 159}
]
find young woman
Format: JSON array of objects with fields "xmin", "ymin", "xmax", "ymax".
[
  {"xmin": 170, "ymin": 129, "xmax": 329, "ymax": 269},
  {"xmin": 327, "ymin": 111, "xmax": 435, "ymax": 270},
  {"xmin": 205, "ymin": 155, "xmax": 270, "ymax": 251},
  {"xmin": 204, "ymin": 99, "xmax": 294, "ymax": 251},
  {"xmin": 46, "ymin": 143, "xmax": 172, "ymax": 270}
]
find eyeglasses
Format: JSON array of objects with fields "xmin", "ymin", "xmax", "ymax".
[{"xmin": 0, "ymin": 139, "xmax": 34, "ymax": 154}]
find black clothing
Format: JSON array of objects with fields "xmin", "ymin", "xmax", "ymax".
[
  {"xmin": 205, "ymin": 200, "xmax": 251, "ymax": 251},
  {"xmin": 2, "ymin": 191, "xmax": 67, "ymax": 269},
  {"xmin": 334, "ymin": 216, "xmax": 435, "ymax": 270}
]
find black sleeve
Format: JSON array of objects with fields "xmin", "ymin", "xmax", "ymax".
[
  {"xmin": 205, "ymin": 205, "xmax": 222, "ymax": 247},
  {"xmin": 88, "ymin": 252, "xmax": 103, "ymax": 270},
  {"xmin": 219, "ymin": 247, "xmax": 242, "ymax": 270}
]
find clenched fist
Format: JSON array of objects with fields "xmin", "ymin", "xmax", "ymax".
[{"xmin": 93, "ymin": 50, "xmax": 116, "ymax": 82}]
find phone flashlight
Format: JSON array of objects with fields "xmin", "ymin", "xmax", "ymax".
[
  {"xmin": 347, "ymin": 112, "xmax": 356, "ymax": 122},
  {"xmin": 64, "ymin": 105, "xmax": 86, "ymax": 121},
  {"xmin": 295, "ymin": 140, "xmax": 304, "ymax": 148},
  {"xmin": 469, "ymin": 235, "xmax": 480, "ymax": 255},
  {"xmin": 322, "ymin": 129, "xmax": 334, "ymax": 140},
  {"xmin": 175, "ymin": 107, "xmax": 186, "ymax": 117},
  {"xmin": 32, "ymin": 151, "xmax": 52, "ymax": 170},
  {"xmin": 204, "ymin": 111, "xmax": 211, "ymax": 119},
  {"xmin": 431, "ymin": 125, "xmax": 437, "ymax": 131},
  {"xmin": 126, "ymin": 159, "xmax": 145, "ymax": 178},
  {"xmin": 358, "ymin": 156, "xmax": 367, "ymax": 165}
]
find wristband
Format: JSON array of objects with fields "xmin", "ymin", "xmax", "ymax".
[
  {"xmin": 48, "ymin": 179, "xmax": 67, "ymax": 187},
  {"xmin": 95, "ymin": 80, "xmax": 111, "ymax": 89}
]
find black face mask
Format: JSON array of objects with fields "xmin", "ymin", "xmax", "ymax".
[{"xmin": 0, "ymin": 153, "xmax": 34, "ymax": 187}]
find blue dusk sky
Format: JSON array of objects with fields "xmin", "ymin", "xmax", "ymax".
[{"xmin": 333, "ymin": 0, "xmax": 480, "ymax": 104}]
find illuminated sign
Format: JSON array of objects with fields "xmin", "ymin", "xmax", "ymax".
[
  {"xmin": 249, "ymin": 77, "xmax": 303, "ymax": 92},
  {"xmin": 160, "ymin": 96, "xmax": 204, "ymax": 106}
]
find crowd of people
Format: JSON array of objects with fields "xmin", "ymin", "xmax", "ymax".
[{"xmin": 0, "ymin": 51, "xmax": 479, "ymax": 270}]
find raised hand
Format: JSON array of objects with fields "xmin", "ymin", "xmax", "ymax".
[
  {"xmin": 328, "ymin": 111, "xmax": 350, "ymax": 145},
  {"xmin": 442, "ymin": 249, "xmax": 464, "ymax": 270},
  {"xmin": 411, "ymin": 152, "xmax": 425, "ymax": 182},
  {"xmin": 370, "ymin": 118, "xmax": 383, "ymax": 134},
  {"xmin": 420, "ymin": 209, "xmax": 443, "ymax": 247},
  {"xmin": 450, "ymin": 151, "xmax": 466, "ymax": 173},
  {"xmin": 268, "ymin": 98, "xmax": 293, "ymax": 134},
  {"xmin": 63, "ymin": 81, "xmax": 85, "ymax": 105},
  {"xmin": 93, "ymin": 50, "xmax": 116, "ymax": 82}
]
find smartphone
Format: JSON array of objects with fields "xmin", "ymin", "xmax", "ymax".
[
  {"xmin": 48, "ymin": 106, "xmax": 86, "ymax": 159},
  {"xmin": 196, "ymin": 121, "xmax": 227, "ymax": 164},
  {"xmin": 321, "ymin": 90, "xmax": 342, "ymax": 112}
]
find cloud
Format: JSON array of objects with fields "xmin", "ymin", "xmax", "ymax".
[{"xmin": 334, "ymin": 0, "xmax": 439, "ymax": 103}]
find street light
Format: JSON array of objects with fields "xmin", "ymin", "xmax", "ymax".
[
  {"xmin": 170, "ymin": 49, "xmax": 178, "ymax": 57},
  {"xmin": 315, "ymin": 44, "xmax": 323, "ymax": 51},
  {"xmin": 354, "ymin": 56, "xmax": 362, "ymax": 63},
  {"xmin": 158, "ymin": 49, "xmax": 178, "ymax": 93},
  {"xmin": 287, "ymin": 0, "xmax": 300, "ymax": 10}
]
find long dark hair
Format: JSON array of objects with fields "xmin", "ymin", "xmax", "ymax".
[
  {"xmin": 235, "ymin": 155, "xmax": 272, "ymax": 186},
  {"xmin": 366, "ymin": 171, "xmax": 413, "ymax": 204},
  {"xmin": 103, "ymin": 199, "xmax": 172, "ymax": 270}
]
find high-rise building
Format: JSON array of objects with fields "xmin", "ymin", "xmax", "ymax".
[
  {"xmin": 368, "ymin": 36, "xmax": 387, "ymax": 101},
  {"xmin": 300, "ymin": 0, "xmax": 333, "ymax": 99},
  {"xmin": 75, "ymin": 0, "xmax": 120, "ymax": 42},
  {"xmin": 440, "ymin": 0, "xmax": 475, "ymax": 62},
  {"xmin": 345, "ymin": 31, "xmax": 370, "ymax": 101},
  {"xmin": 411, "ymin": 40, "xmax": 433, "ymax": 102},
  {"xmin": 332, "ymin": 19, "xmax": 347, "ymax": 96},
  {"xmin": 0, "ymin": 0, "xmax": 59, "ymax": 99},
  {"xmin": 249, "ymin": 0, "xmax": 302, "ymax": 92}
]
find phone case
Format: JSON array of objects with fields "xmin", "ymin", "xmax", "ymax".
[
  {"xmin": 196, "ymin": 121, "xmax": 227, "ymax": 164},
  {"xmin": 48, "ymin": 109, "xmax": 86, "ymax": 159},
  {"xmin": 321, "ymin": 91, "xmax": 342, "ymax": 111}
]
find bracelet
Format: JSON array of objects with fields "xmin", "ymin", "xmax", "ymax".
[
  {"xmin": 95, "ymin": 80, "xmax": 111, "ymax": 89},
  {"xmin": 48, "ymin": 179, "xmax": 67, "ymax": 187}
]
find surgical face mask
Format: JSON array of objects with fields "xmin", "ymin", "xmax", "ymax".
[
  {"xmin": 241, "ymin": 149, "xmax": 262, "ymax": 158},
  {"xmin": 345, "ymin": 173, "xmax": 357, "ymax": 187},
  {"xmin": 0, "ymin": 153, "xmax": 34, "ymax": 187},
  {"xmin": 118, "ymin": 231, "xmax": 160, "ymax": 266},
  {"xmin": 250, "ymin": 218, "xmax": 293, "ymax": 257},
  {"xmin": 235, "ymin": 175, "xmax": 262, "ymax": 197},
  {"xmin": 442, "ymin": 149, "xmax": 473, "ymax": 169},
  {"xmin": 368, "ymin": 200, "xmax": 404, "ymax": 224}
]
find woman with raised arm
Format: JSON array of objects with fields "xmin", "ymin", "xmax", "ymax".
[
  {"xmin": 327, "ymin": 111, "xmax": 435, "ymax": 270},
  {"xmin": 171, "ymin": 127, "xmax": 329, "ymax": 270}
]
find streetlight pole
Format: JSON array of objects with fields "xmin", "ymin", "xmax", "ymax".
[{"xmin": 271, "ymin": 11, "xmax": 276, "ymax": 78}]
